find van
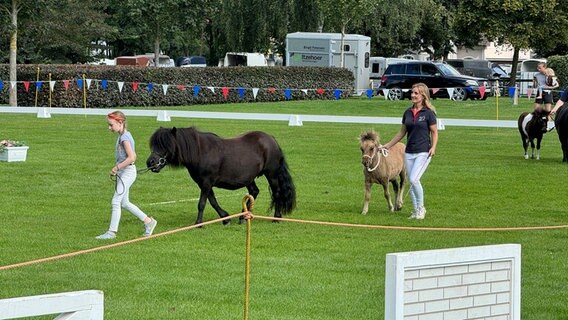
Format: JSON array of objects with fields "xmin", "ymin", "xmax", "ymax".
[{"xmin": 369, "ymin": 57, "xmax": 411, "ymax": 87}]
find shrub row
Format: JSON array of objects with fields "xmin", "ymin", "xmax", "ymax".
[{"xmin": 0, "ymin": 64, "xmax": 355, "ymax": 108}]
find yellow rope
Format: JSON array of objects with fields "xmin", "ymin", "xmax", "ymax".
[{"xmin": 242, "ymin": 195, "xmax": 254, "ymax": 320}]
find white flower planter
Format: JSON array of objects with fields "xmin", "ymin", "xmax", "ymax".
[{"xmin": 0, "ymin": 146, "xmax": 29, "ymax": 162}]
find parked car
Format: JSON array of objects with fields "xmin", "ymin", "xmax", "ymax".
[
  {"xmin": 379, "ymin": 61, "xmax": 489, "ymax": 101},
  {"xmin": 176, "ymin": 56, "xmax": 207, "ymax": 67}
]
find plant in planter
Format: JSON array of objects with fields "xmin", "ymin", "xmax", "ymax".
[{"xmin": 0, "ymin": 139, "xmax": 29, "ymax": 162}]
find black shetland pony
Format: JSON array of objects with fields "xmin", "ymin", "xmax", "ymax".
[
  {"xmin": 518, "ymin": 110, "xmax": 550, "ymax": 160},
  {"xmin": 554, "ymin": 104, "xmax": 568, "ymax": 162},
  {"xmin": 146, "ymin": 127, "xmax": 296, "ymax": 225}
]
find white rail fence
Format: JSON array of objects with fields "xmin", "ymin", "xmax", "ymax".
[
  {"xmin": 0, "ymin": 290, "xmax": 103, "ymax": 320},
  {"xmin": 0, "ymin": 106, "xmax": 517, "ymax": 128}
]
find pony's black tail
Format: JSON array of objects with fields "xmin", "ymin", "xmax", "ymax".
[{"xmin": 269, "ymin": 156, "xmax": 296, "ymax": 216}]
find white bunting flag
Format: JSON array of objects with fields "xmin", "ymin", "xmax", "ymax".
[
  {"xmin": 382, "ymin": 89, "xmax": 389, "ymax": 100},
  {"xmin": 252, "ymin": 88, "xmax": 259, "ymax": 99},
  {"xmin": 162, "ymin": 84, "xmax": 169, "ymax": 95},
  {"xmin": 86, "ymin": 79, "xmax": 92, "ymax": 89},
  {"xmin": 10, "ymin": 81, "xmax": 16, "ymax": 89},
  {"xmin": 207, "ymin": 86, "xmax": 215, "ymax": 94},
  {"xmin": 117, "ymin": 81, "xmax": 124, "ymax": 93},
  {"xmin": 49, "ymin": 81, "xmax": 56, "ymax": 92},
  {"xmin": 447, "ymin": 88, "xmax": 455, "ymax": 100},
  {"xmin": 301, "ymin": 89, "xmax": 308, "ymax": 95}
]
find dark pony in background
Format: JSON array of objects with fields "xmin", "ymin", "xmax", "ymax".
[
  {"xmin": 146, "ymin": 127, "xmax": 296, "ymax": 225},
  {"xmin": 518, "ymin": 110, "xmax": 550, "ymax": 160},
  {"xmin": 554, "ymin": 104, "xmax": 568, "ymax": 162}
]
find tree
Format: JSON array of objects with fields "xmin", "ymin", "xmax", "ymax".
[
  {"xmin": 0, "ymin": 0, "xmax": 24, "ymax": 106},
  {"xmin": 455, "ymin": 0, "xmax": 568, "ymax": 86}
]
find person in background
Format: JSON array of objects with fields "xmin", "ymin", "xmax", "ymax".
[
  {"xmin": 382, "ymin": 83, "xmax": 438, "ymax": 220},
  {"xmin": 96, "ymin": 111, "xmax": 157, "ymax": 239},
  {"xmin": 533, "ymin": 62, "xmax": 559, "ymax": 113}
]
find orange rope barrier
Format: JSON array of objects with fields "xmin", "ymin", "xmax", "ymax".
[
  {"xmin": 252, "ymin": 215, "xmax": 568, "ymax": 231},
  {"xmin": 242, "ymin": 195, "xmax": 254, "ymax": 320},
  {"xmin": 0, "ymin": 212, "xmax": 246, "ymax": 272}
]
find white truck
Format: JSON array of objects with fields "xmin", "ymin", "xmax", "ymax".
[{"xmin": 285, "ymin": 32, "xmax": 371, "ymax": 95}]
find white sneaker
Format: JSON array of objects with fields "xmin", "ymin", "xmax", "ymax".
[
  {"xmin": 408, "ymin": 209, "xmax": 417, "ymax": 219},
  {"xmin": 415, "ymin": 206, "xmax": 426, "ymax": 220},
  {"xmin": 143, "ymin": 218, "xmax": 157, "ymax": 237},
  {"xmin": 96, "ymin": 231, "xmax": 116, "ymax": 240}
]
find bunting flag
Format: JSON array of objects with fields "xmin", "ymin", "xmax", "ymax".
[
  {"xmin": 176, "ymin": 85, "xmax": 185, "ymax": 91},
  {"xmin": 334, "ymin": 89, "xmax": 342, "ymax": 100},
  {"xmin": 11, "ymin": 81, "xmax": 16, "ymax": 89},
  {"xmin": 193, "ymin": 85, "xmax": 200, "ymax": 97},
  {"xmin": 49, "ymin": 81, "xmax": 56, "ymax": 92},
  {"xmin": 63, "ymin": 80, "xmax": 70, "ymax": 91},
  {"xmin": 36, "ymin": 81, "xmax": 42, "ymax": 91},
  {"xmin": 267, "ymin": 87, "xmax": 276, "ymax": 94},
  {"xmin": 527, "ymin": 88, "xmax": 533, "ymax": 99},
  {"xmin": 316, "ymin": 88, "xmax": 324, "ymax": 95},
  {"xmin": 447, "ymin": 88, "xmax": 455, "ymax": 100},
  {"xmin": 0, "ymin": 80, "xmax": 3, "ymax": 91},
  {"xmin": 432, "ymin": 88, "xmax": 440, "ymax": 95},
  {"xmin": 366, "ymin": 89, "xmax": 373, "ymax": 99},
  {"xmin": 238, "ymin": 87, "xmax": 245, "ymax": 99},
  {"xmin": 24, "ymin": 81, "xmax": 30, "ymax": 92},
  {"xmin": 147, "ymin": 83, "xmax": 153, "ymax": 93},
  {"xmin": 207, "ymin": 86, "xmax": 215, "ymax": 94},
  {"xmin": 284, "ymin": 88, "xmax": 292, "ymax": 100},
  {"xmin": 382, "ymin": 89, "xmax": 389, "ymax": 100},
  {"xmin": 301, "ymin": 89, "xmax": 308, "ymax": 95},
  {"xmin": 76, "ymin": 79, "xmax": 83, "ymax": 91},
  {"xmin": 252, "ymin": 88, "xmax": 259, "ymax": 99},
  {"xmin": 132, "ymin": 82, "xmax": 139, "ymax": 92},
  {"xmin": 86, "ymin": 79, "xmax": 92, "ymax": 89},
  {"xmin": 479, "ymin": 86, "xmax": 486, "ymax": 99},
  {"xmin": 222, "ymin": 87, "xmax": 229, "ymax": 99},
  {"xmin": 101, "ymin": 80, "xmax": 108, "ymax": 91},
  {"xmin": 117, "ymin": 81, "xmax": 124, "ymax": 93},
  {"xmin": 162, "ymin": 84, "xmax": 169, "ymax": 95},
  {"xmin": 508, "ymin": 87, "xmax": 516, "ymax": 98}
]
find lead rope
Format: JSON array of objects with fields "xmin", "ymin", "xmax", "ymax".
[{"xmin": 367, "ymin": 145, "xmax": 389, "ymax": 172}]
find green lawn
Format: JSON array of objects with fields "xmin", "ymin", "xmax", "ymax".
[{"xmin": 0, "ymin": 97, "xmax": 566, "ymax": 319}]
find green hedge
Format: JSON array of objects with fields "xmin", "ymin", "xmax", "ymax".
[{"xmin": 0, "ymin": 64, "xmax": 355, "ymax": 108}]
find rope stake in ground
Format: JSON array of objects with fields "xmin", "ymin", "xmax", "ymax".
[{"xmin": 242, "ymin": 195, "xmax": 254, "ymax": 320}]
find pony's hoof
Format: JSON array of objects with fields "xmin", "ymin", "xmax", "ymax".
[
  {"xmin": 361, "ymin": 211, "xmax": 368, "ymax": 215},
  {"xmin": 223, "ymin": 219, "xmax": 231, "ymax": 225},
  {"xmin": 271, "ymin": 219, "xmax": 280, "ymax": 224}
]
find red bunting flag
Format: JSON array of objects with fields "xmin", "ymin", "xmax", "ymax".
[
  {"xmin": 267, "ymin": 87, "xmax": 276, "ymax": 94},
  {"xmin": 132, "ymin": 82, "xmax": 139, "ymax": 92},
  {"xmin": 63, "ymin": 80, "xmax": 70, "ymax": 91},
  {"xmin": 176, "ymin": 85, "xmax": 186, "ymax": 91},
  {"xmin": 479, "ymin": 86, "xmax": 486, "ymax": 99},
  {"xmin": 23, "ymin": 81, "xmax": 30, "ymax": 92},
  {"xmin": 222, "ymin": 87, "xmax": 229, "ymax": 99},
  {"xmin": 432, "ymin": 88, "xmax": 440, "ymax": 95},
  {"xmin": 316, "ymin": 88, "xmax": 325, "ymax": 95}
]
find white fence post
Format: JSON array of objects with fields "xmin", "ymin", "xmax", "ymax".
[{"xmin": 0, "ymin": 290, "xmax": 103, "ymax": 320}]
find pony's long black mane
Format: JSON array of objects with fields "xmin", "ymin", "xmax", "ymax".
[{"xmin": 150, "ymin": 127, "xmax": 224, "ymax": 167}]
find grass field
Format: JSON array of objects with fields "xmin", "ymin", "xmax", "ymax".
[{"xmin": 1, "ymin": 96, "xmax": 567, "ymax": 319}]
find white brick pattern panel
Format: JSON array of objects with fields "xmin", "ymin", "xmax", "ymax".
[
  {"xmin": 403, "ymin": 261, "xmax": 512, "ymax": 319},
  {"xmin": 385, "ymin": 244, "xmax": 520, "ymax": 320}
]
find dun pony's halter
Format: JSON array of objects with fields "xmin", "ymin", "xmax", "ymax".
[{"xmin": 363, "ymin": 144, "xmax": 389, "ymax": 172}]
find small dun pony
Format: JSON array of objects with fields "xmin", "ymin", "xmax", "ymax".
[
  {"xmin": 359, "ymin": 130, "xmax": 406, "ymax": 214},
  {"xmin": 518, "ymin": 110, "xmax": 550, "ymax": 160},
  {"xmin": 146, "ymin": 127, "xmax": 296, "ymax": 225}
]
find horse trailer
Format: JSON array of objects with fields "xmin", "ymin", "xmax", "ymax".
[{"xmin": 285, "ymin": 32, "xmax": 371, "ymax": 95}]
